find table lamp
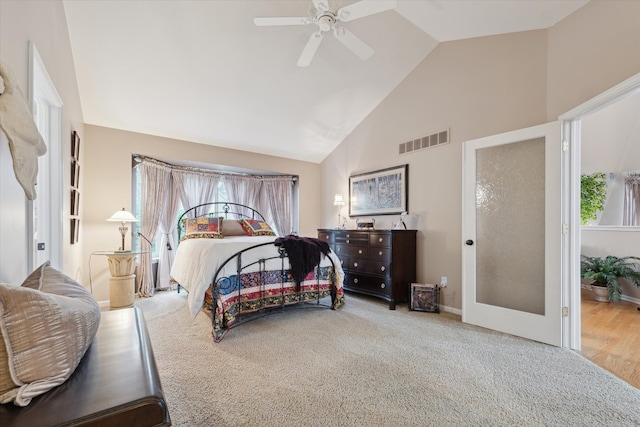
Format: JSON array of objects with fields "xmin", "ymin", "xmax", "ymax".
[
  {"xmin": 333, "ymin": 194, "xmax": 345, "ymax": 228},
  {"xmin": 107, "ymin": 208, "xmax": 138, "ymax": 251}
]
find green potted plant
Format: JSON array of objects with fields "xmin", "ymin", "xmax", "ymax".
[
  {"xmin": 580, "ymin": 172, "xmax": 607, "ymax": 225},
  {"xmin": 580, "ymin": 255, "xmax": 640, "ymax": 302}
]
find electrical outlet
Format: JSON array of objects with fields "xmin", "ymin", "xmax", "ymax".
[{"xmin": 440, "ymin": 276, "xmax": 447, "ymax": 287}]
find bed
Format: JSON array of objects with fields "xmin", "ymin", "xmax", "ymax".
[{"xmin": 169, "ymin": 202, "xmax": 345, "ymax": 342}]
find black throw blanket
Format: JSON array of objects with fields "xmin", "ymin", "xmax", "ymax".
[{"xmin": 274, "ymin": 235, "xmax": 330, "ymax": 288}]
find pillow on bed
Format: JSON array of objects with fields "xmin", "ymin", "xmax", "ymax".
[
  {"xmin": 239, "ymin": 218, "xmax": 277, "ymax": 236},
  {"xmin": 221, "ymin": 219, "xmax": 247, "ymax": 236},
  {"xmin": 183, "ymin": 216, "xmax": 223, "ymax": 240},
  {"xmin": 0, "ymin": 261, "xmax": 101, "ymax": 406}
]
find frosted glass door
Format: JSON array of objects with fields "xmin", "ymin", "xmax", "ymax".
[
  {"xmin": 475, "ymin": 138, "xmax": 545, "ymax": 315},
  {"xmin": 463, "ymin": 122, "xmax": 562, "ymax": 346}
]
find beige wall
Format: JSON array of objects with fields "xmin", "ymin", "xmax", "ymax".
[
  {"xmin": 322, "ymin": 30, "xmax": 548, "ymax": 311},
  {"xmin": 547, "ymin": 1, "xmax": 640, "ymax": 120},
  {"xmin": 0, "ymin": 0, "xmax": 84, "ymax": 284},
  {"xmin": 83, "ymin": 125, "xmax": 321, "ymax": 302},
  {"xmin": 321, "ymin": 0, "xmax": 640, "ymax": 311}
]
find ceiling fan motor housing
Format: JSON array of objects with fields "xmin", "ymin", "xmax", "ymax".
[{"xmin": 317, "ymin": 13, "xmax": 336, "ymax": 32}]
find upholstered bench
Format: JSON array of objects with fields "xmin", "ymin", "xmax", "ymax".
[{"xmin": 0, "ymin": 307, "xmax": 171, "ymax": 426}]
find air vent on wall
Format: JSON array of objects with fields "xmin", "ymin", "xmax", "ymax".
[{"xmin": 399, "ymin": 129, "xmax": 449, "ymax": 155}]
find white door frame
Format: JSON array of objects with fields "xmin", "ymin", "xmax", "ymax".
[
  {"xmin": 560, "ymin": 72, "xmax": 640, "ymax": 351},
  {"xmin": 29, "ymin": 42, "xmax": 63, "ymax": 271},
  {"xmin": 462, "ymin": 122, "xmax": 564, "ymax": 346}
]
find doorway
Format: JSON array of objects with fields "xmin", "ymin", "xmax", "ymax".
[
  {"xmin": 29, "ymin": 42, "xmax": 63, "ymax": 272},
  {"xmin": 560, "ymin": 72, "xmax": 640, "ymax": 351}
]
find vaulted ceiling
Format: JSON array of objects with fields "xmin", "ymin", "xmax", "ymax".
[{"xmin": 63, "ymin": 0, "xmax": 587, "ymax": 163}]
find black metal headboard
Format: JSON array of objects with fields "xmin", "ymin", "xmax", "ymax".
[{"xmin": 177, "ymin": 202, "xmax": 266, "ymax": 240}]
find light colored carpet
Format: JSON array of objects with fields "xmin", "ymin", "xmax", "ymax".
[{"xmin": 136, "ymin": 290, "xmax": 640, "ymax": 427}]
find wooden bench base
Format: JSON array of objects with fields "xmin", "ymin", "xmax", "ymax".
[{"xmin": 0, "ymin": 307, "xmax": 171, "ymax": 426}]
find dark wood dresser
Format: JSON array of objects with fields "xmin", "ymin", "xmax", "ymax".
[{"xmin": 318, "ymin": 228, "xmax": 417, "ymax": 309}]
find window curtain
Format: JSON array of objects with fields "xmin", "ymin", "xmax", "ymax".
[
  {"xmin": 260, "ymin": 176, "xmax": 293, "ymax": 236},
  {"xmin": 156, "ymin": 173, "xmax": 180, "ymax": 290},
  {"xmin": 172, "ymin": 169, "xmax": 221, "ymax": 217},
  {"xmin": 136, "ymin": 161, "xmax": 171, "ymax": 297},
  {"xmin": 623, "ymin": 175, "xmax": 640, "ymax": 225},
  {"xmin": 224, "ymin": 175, "xmax": 262, "ymax": 219}
]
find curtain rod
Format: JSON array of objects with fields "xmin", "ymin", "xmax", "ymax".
[{"xmin": 132, "ymin": 155, "xmax": 296, "ymax": 180}]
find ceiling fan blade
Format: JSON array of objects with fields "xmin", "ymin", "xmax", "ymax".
[
  {"xmin": 333, "ymin": 27, "xmax": 373, "ymax": 60},
  {"xmin": 254, "ymin": 17, "xmax": 311, "ymax": 26},
  {"xmin": 297, "ymin": 31, "xmax": 324, "ymax": 67},
  {"xmin": 312, "ymin": 0, "xmax": 329, "ymax": 12},
  {"xmin": 336, "ymin": 0, "xmax": 397, "ymax": 22}
]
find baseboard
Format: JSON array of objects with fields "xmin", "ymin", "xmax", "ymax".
[
  {"xmin": 440, "ymin": 305, "xmax": 461, "ymax": 316},
  {"xmin": 98, "ymin": 300, "xmax": 110, "ymax": 310},
  {"xmin": 582, "ymin": 283, "xmax": 640, "ymax": 305},
  {"xmin": 621, "ymin": 294, "xmax": 640, "ymax": 305}
]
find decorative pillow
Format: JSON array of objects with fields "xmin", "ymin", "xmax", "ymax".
[
  {"xmin": 239, "ymin": 219, "xmax": 277, "ymax": 236},
  {"xmin": 0, "ymin": 261, "xmax": 101, "ymax": 406},
  {"xmin": 221, "ymin": 219, "xmax": 247, "ymax": 236},
  {"xmin": 182, "ymin": 216, "xmax": 223, "ymax": 240}
]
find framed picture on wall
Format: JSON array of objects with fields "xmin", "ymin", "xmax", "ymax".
[
  {"xmin": 349, "ymin": 164, "xmax": 408, "ymax": 217},
  {"xmin": 71, "ymin": 131, "xmax": 80, "ymax": 160}
]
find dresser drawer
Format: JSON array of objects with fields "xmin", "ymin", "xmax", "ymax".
[
  {"xmin": 335, "ymin": 232, "xmax": 369, "ymax": 244},
  {"xmin": 318, "ymin": 231, "xmax": 334, "ymax": 242},
  {"xmin": 369, "ymin": 233, "xmax": 391, "ymax": 247},
  {"xmin": 368, "ymin": 247, "xmax": 391, "ymax": 261},
  {"xmin": 344, "ymin": 273, "xmax": 391, "ymax": 297},
  {"xmin": 335, "ymin": 254, "xmax": 349, "ymax": 270},
  {"xmin": 346, "ymin": 257, "xmax": 368, "ymax": 273},
  {"xmin": 334, "ymin": 243, "xmax": 368, "ymax": 257},
  {"xmin": 364, "ymin": 260, "xmax": 391, "ymax": 276}
]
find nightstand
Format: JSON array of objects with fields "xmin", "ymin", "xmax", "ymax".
[{"xmin": 95, "ymin": 251, "xmax": 143, "ymax": 310}]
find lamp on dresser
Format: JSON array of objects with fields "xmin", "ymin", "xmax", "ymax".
[{"xmin": 333, "ymin": 194, "xmax": 345, "ymax": 229}]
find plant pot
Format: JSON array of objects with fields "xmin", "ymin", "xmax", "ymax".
[{"xmin": 590, "ymin": 285, "xmax": 610, "ymax": 302}]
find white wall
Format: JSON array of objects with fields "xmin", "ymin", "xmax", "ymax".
[
  {"xmin": 0, "ymin": 0, "xmax": 84, "ymax": 285},
  {"xmin": 581, "ymin": 91, "xmax": 640, "ymax": 226}
]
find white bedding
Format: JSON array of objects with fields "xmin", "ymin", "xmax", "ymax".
[{"xmin": 170, "ymin": 236, "xmax": 344, "ymax": 317}]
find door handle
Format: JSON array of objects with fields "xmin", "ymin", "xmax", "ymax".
[{"xmin": 465, "ymin": 240, "xmax": 474, "ymax": 246}]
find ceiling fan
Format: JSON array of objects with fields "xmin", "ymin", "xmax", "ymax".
[{"xmin": 254, "ymin": 0, "xmax": 397, "ymax": 67}]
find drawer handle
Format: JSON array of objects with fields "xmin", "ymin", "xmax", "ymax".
[
  {"xmin": 358, "ymin": 249, "xmax": 362, "ymax": 254},
  {"xmin": 379, "ymin": 251, "xmax": 383, "ymax": 256},
  {"xmin": 337, "ymin": 247, "xmax": 341, "ymax": 252},
  {"xmin": 353, "ymin": 262, "xmax": 358, "ymax": 267},
  {"xmin": 380, "ymin": 266, "xmax": 385, "ymax": 272},
  {"xmin": 378, "ymin": 237, "xmax": 383, "ymax": 243},
  {"xmin": 346, "ymin": 234, "xmax": 350, "ymax": 238},
  {"xmin": 340, "ymin": 259, "xmax": 344, "ymax": 265},
  {"xmin": 353, "ymin": 278, "xmax": 359, "ymax": 284},
  {"xmin": 346, "ymin": 239, "xmax": 350, "ymax": 244},
  {"xmin": 380, "ymin": 283, "xmax": 385, "ymax": 288},
  {"xmin": 325, "ymin": 235, "xmax": 329, "ymax": 239}
]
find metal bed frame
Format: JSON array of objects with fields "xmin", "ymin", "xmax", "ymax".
[{"xmin": 175, "ymin": 202, "xmax": 340, "ymax": 342}]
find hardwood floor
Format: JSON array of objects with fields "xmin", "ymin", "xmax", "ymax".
[{"xmin": 579, "ymin": 288, "xmax": 640, "ymax": 390}]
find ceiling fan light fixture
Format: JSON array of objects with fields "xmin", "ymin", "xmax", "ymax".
[{"xmin": 317, "ymin": 14, "xmax": 335, "ymax": 32}]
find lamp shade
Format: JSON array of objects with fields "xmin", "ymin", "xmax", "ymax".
[
  {"xmin": 333, "ymin": 194, "xmax": 345, "ymax": 206},
  {"xmin": 107, "ymin": 208, "xmax": 138, "ymax": 223}
]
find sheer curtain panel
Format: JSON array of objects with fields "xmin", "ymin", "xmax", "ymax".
[
  {"xmin": 136, "ymin": 162, "xmax": 172, "ymax": 297},
  {"xmin": 623, "ymin": 175, "xmax": 640, "ymax": 225}
]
